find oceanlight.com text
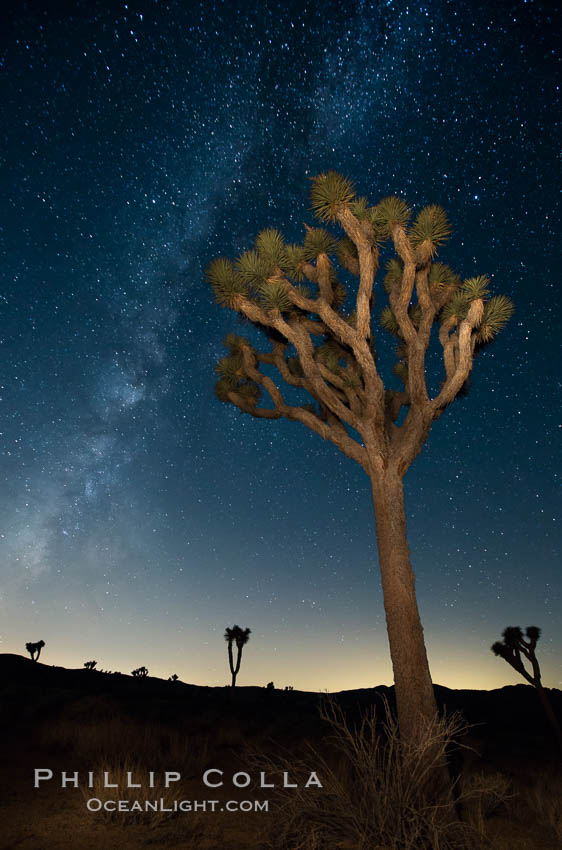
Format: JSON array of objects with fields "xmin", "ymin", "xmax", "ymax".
[{"xmin": 85, "ymin": 798, "xmax": 269, "ymax": 813}]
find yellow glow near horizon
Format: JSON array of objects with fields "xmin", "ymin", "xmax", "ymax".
[{"xmin": 4, "ymin": 637, "xmax": 560, "ymax": 693}]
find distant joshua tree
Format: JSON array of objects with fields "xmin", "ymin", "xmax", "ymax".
[
  {"xmin": 492, "ymin": 626, "xmax": 562, "ymax": 751},
  {"xmin": 25, "ymin": 640, "xmax": 45, "ymax": 662},
  {"xmin": 84, "ymin": 660, "xmax": 97, "ymax": 670},
  {"xmin": 168, "ymin": 673, "xmax": 179, "ymax": 682},
  {"xmin": 131, "ymin": 666, "xmax": 149, "ymax": 678},
  {"xmin": 224, "ymin": 625, "xmax": 251, "ymax": 687}
]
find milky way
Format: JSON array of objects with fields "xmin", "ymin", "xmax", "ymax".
[{"xmin": 1, "ymin": 0, "xmax": 560, "ymax": 690}]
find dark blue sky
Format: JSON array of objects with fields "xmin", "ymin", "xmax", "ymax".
[{"xmin": 1, "ymin": 0, "xmax": 560, "ymax": 690}]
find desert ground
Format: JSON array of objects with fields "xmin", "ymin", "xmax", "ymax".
[{"xmin": 1, "ymin": 654, "xmax": 560, "ymax": 850}]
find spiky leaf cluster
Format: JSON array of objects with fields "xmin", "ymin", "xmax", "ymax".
[
  {"xmin": 440, "ymin": 291, "xmax": 471, "ymax": 324},
  {"xmin": 491, "ymin": 641, "xmax": 509, "ymax": 659},
  {"xmin": 491, "ymin": 625, "xmax": 541, "ymax": 655},
  {"xmin": 383, "ymin": 258, "xmax": 403, "ymax": 294},
  {"xmin": 395, "ymin": 342, "xmax": 408, "ymax": 361},
  {"xmin": 502, "ymin": 626, "xmax": 524, "ymax": 645},
  {"xmin": 257, "ymin": 279, "xmax": 293, "ymax": 313},
  {"xmin": 206, "ymin": 258, "xmax": 248, "ymax": 308},
  {"xmin": 476, "ymin": 295, "xmax": 514, "ymax": 343},
  {"xmin": 224, "ymin": 333, "xmax": 248, "ymax": 352},
  {"xmin": 429, "ymin": 262, "xmax": 460, "ymax": 289},
  {"xmin": 332, "ymin": 281, "xmax": 348, "ymax": 309},
  {"xmin": 409, "ymin": 205, "xmax": 452, "ymax": 253},
  {"xmin": 287, "ymin": 356, "xmax": 304, "ymax": 377},
  {"xmin": 236, "ymin": 250, "xmax": 276, "ymax": 289},
  {"xmin": 371, "ymin": 196, "xmax": 410, "ymax": 238},
  {"xmin": 281, "ymin": 243, "xmax": 308, "ymax": 281},
  {"xmin": 428, "ymin": 263, "xmax": 461, "ymax": 304},
  {"xmin": 215, "ymin": 376, "xmax": 260, "ymax": 406},
  {"xmin": 380, "ymin": 306, "xmax": 400, "ymax": 336},
  {"xmin": 350, "ymin": 196, "xmax": 372, "ymax": 222},
  {"xmin": 310, "ymin": 171, "xmax": 356, "ymax": 223},
  {"xmin": 215, "ymin": 351, "xmax": 243, "ymax": 387},
  {"xmin": 315, "ymin": 339, "xmax": 344, "ymax": 373},
  {"xmin": 342, "ymin": 372, "xmax": 362, "ymax": 389},
  {"xmin": 303, "ymin": 227, "xmax": 339, "ymax": 260},
  {"xmin": 336, "ymin": 237, "xmax": 359, "ymax": 274},
  {"xmin": 236, "ymin": 382, "xmax": 260, "ymax": 403},
  {"xmin": 462, "ymin": 275, "xmax": 490, "ymax": 301},
  {"xmin": 255, "ymin": 228, "xmax": 287, "ymax": 267},
  {"xmin": 293, "ymin": 283, "xmax": 314, "ymax": 300}
]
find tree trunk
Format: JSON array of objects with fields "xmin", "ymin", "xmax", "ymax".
[
  {"xmin": 535, "ymin": 683, "xmax": 562, "ymax": 754},
  {"xmin": 228, "ymin": 643, "xmax": 237, "ymax": 687},
  {"xmin": 369, "ymin": 462, "xmax": 438, "ymax": 743}
]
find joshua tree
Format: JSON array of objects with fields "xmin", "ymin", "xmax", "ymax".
[
  {"xmin": 492, "ymin": 626, "xmax": 562, "ymax": 751},
  {"xmin": 224, "ymin": 625, "xmax": 251, "ymax": 687},
  {"xmin": 207, "ymin": 172, "xmax": 514, "ymax": 742},
  {"xmin": 25, "ymin": 640, "xmax": 45, "ymax": 662},
  {"xmin": 84, "ymin": 660, "xmax": 97, "ymax": 670},
  {"xmin": 131, "ymin": 666, "xmax": 149, "ymax": 678}
]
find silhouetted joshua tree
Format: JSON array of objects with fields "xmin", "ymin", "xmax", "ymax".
[
  {"xmin": 492, "ymin": 626, "xmax": 562, "ymax": 751},
  {"xmin": 224, "ymin": 625, "xmax": 251, "ymax": 687},
  {"xmin": 207, "ymin": 171, "xmax": 514, "ymax": 743},
  {"xmin": 168, "ymin": 673, "xmax": 179, "ymax": 682},
  {"xmin": 25, "ymin": 640, "xmax": 45, "ymax": 662},
  {"xmin": 131, "ymin": 666, "xmax": 149, "ymax": 678},
  {"xmin": 84, "ymin": 660, "xmax": 97, "ymax": 670}
]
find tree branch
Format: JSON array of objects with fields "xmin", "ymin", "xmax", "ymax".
[
  {"xmin": 431, "ymin": 299, "xmax": 484, "ymax": 413},
  {"xmin": 389, "ymin": 223, "xmax": 417, "ymax": 345},
  {"xmin": 336, "ymin": 207, "xmax": 378, "ymax": 341},
  {"xmin": 232, "ymin": 342, "xmax": 367, "ymax": 468}
]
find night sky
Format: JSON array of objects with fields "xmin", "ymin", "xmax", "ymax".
[{"xmin": 2, "ymin": 0, "xmax": 560, "ymax": 692}]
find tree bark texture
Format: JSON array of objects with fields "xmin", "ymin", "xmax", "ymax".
[{"xmin": 369, "ymin": 462, "xmax": 438, "ymax": 741}]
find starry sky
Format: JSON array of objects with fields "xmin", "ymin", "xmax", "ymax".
[{"xmin": 1, "ymin": 0, "xmax": 560, "ymax": 692}]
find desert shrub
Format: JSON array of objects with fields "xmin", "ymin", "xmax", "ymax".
[{"xmin": 252, "ymin": 697, "xmax": 511, "ymax": 850}]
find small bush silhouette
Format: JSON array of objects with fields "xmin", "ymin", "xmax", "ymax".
[
  {"xmin": 168, "ymin": 673, "xmax": 179, "ymax": 682},
  {"xmin": 84, "ymin": 660, "xmax": 97, "ymax": 670},
  {"xmin": 25, "ymin": 640, "xmax": 45, "ymax": 662},
  {"xmin": 266, "ymin": 681, "xmax": 275, "ymax": 690},
  {"xmin": 131, "ymin": 666, "xmax": 149, "ymax": 678}
]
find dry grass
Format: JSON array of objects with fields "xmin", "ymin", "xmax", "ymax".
[
  {"xmin": 79, "ymin": 761, "xmax": 183, "ymax": 827},
  {"xmin": 41, "ymin": 713, "xmax": 209, "ymax": 778},
  {"xmin": 459, "ymin": 770, "xmax": 512, "ymax": 840},
  {"xmin": 524, "ymin": 770, "xmax": 562, "ymax": 842},
  {"xmin": 252, "ymin": 698, "xmax": 513, "ymax": 850}
]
